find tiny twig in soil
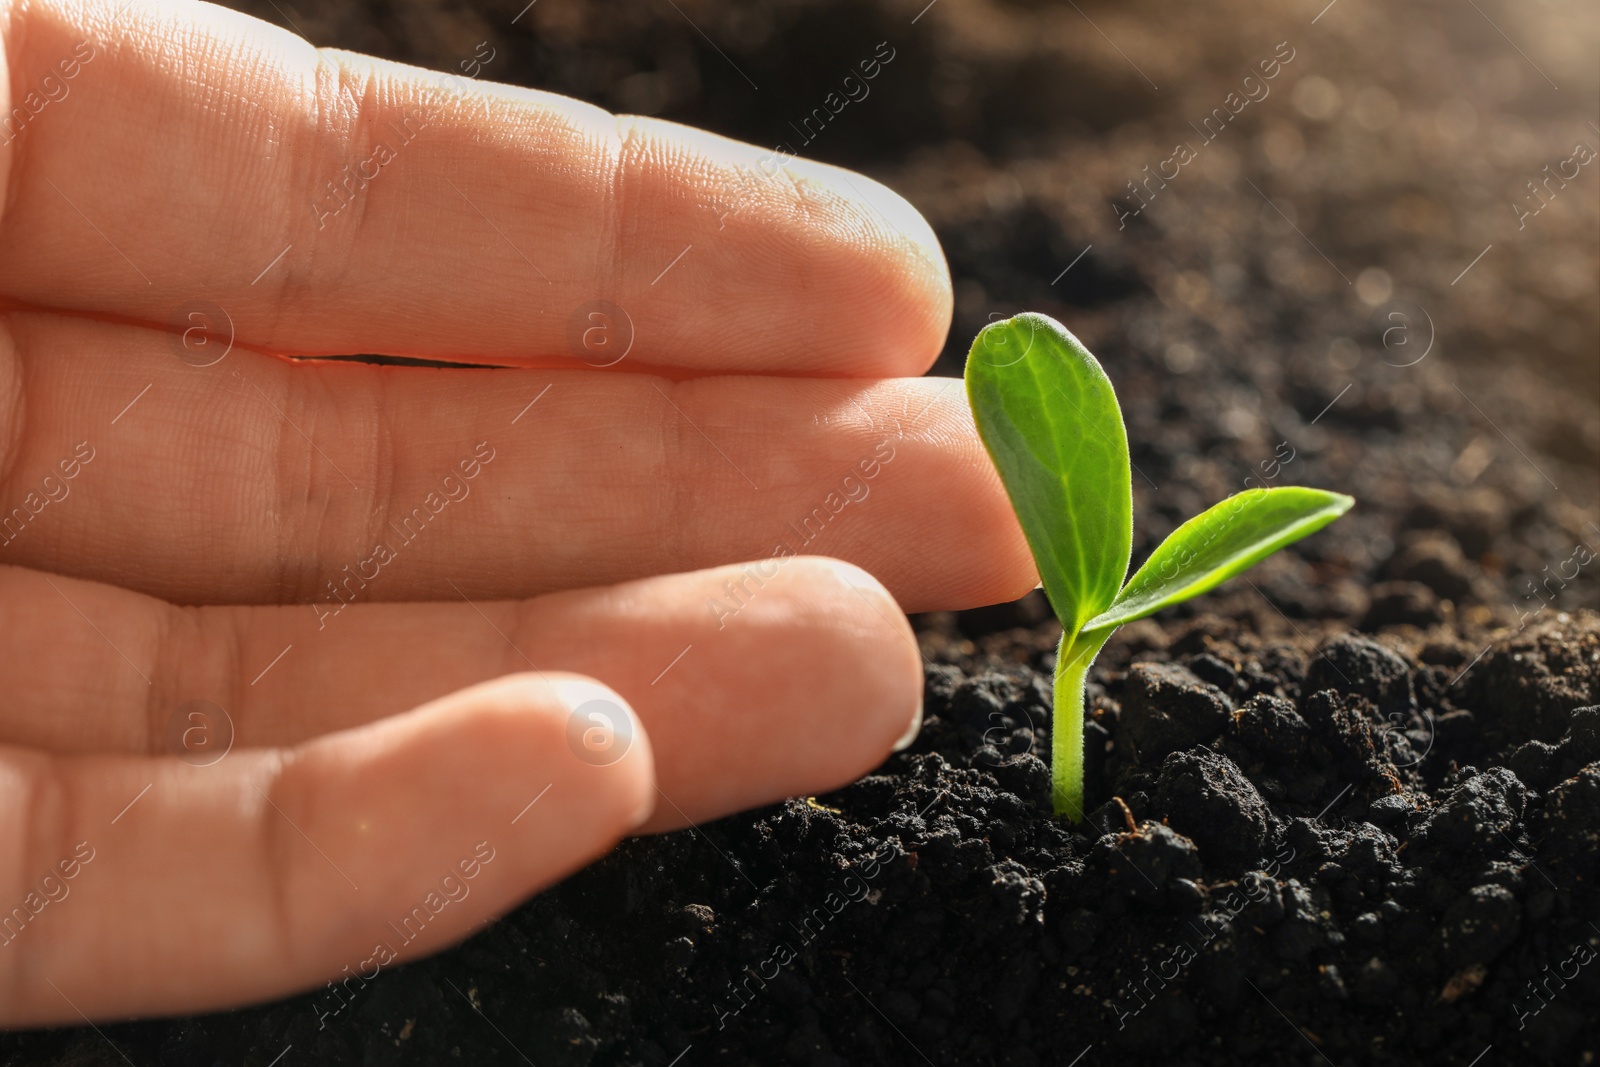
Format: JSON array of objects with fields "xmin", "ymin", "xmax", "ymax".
[{"xmin": 1111, "ymin": 795, "xmax": 1138, "ymax": 834}]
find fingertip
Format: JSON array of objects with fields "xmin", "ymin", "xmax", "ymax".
[
  {"xmin": 955, "ymin": 533, "xmax": 1043, "ymax": 611},
  {"xmin": 793, "ymin": 160, "xmax": 954, "ymax": 376},
  {"xmin": 280, "ymin": 671, "xmax": 657, "ymax": 960},
  {"xmin": 793, "ymin": 556, "xmax": 924, "ymax": 762},
  {"xmin": 631, "ymin": 115, "xmax": 951, "ymax": 376},
  {"xmin": 0, "ymin": 668, "xmax": 663, "ymax": 1022},
  {"xmin": 814, "ymin": 552, "xmax": 923, "ymax": 657},
  {"xmin": 808, "ymin": 555, "xmax": 912, "ymax": 629},
  {"xmin": 464, "ymin": 672, "xmax": 656, "ymax": 833},
  {"xmin": 890, "ymin": 386, "xmax": 1041, "ymax": 612},
  {"xmin": 627, "ymin": 557, "xmax": 923, "ymax": 832},
  {"xmin": 538, "ymin": 673, "xmax": 657, "ymax": 830}
]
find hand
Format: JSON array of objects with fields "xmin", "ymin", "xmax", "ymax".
[{"xmin": 0, "ymin": 0, "xmax": 1034, "ymax": 1024}]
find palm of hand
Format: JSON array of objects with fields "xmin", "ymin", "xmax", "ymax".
[{"xmin": 0, "ymin": 0, "xmax": 1032, "ymax": 1023}]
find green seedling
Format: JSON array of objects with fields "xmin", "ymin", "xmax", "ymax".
[{"xmin": 965, "ymin": 313, "xmax": 1352, "ymax": 821}]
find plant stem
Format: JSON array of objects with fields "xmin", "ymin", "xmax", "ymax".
[{"xmin": 1052, "ymin": 629, "xmax": 1111, "ymax": 820}]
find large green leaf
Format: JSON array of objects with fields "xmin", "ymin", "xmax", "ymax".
[
  {"xmin": 1082, "ymin": 486, "xmax": 1353, "ymax": 635},
  {"xmin": 965, "ymin": 313, "xmax": 1132, "ymax": 637}
]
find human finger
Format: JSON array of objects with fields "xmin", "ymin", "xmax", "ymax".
[
  {"xmin": 0, "ymin": 672, "xmax": 654, "ymax": 1025},
  {"xmin": 0, "ymin": 311, "xmax": 1036, "ymax": 612},
  {"xmin": 0, "ymin": 557, "xmax": 921, "ymax": 832},
  {"xmin": 0, "ymin": 0, "xmax": 949, "ymax": 376}
]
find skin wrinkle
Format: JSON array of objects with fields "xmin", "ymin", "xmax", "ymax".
[
  {"xmin": 364, "ymin": 368, "xmax": 401, "ymax": 584},
  {"xmin": 312, "ymin": 61, "xmax": 381, "ymax": 293},
  {"xmin": 302, "ymin": 367, "xmax": 380, "ymax": 588},
  {"xmin": 183, "ymin": 67, "xmax": 276, "ymax": 144},
  {"xmin": 653, "ymin": 375, "xmax": 690, "ymax": 572},
  {"xmin": 289, "ymin": 54, "xmax": 469, "ymax": 332},
  {"xmin": 150, "ymin": 600, "xmax": 253, "ymax": 758},
  {"xmin": 8, "ymin": 570, "xmax": 160, "ymax": 752},
  {"xmin": 0, "ymin": 317, "xmax": 27, "ymax": 508},
  {"xmin": 505, "ymin": 597, "xmax": 551, "ymax": 682},
  {"xmin": 220, "ymin": 605, "xmax": 249, "ymax": 759},
  {"xmin": 0, "ymin": 767, "xmax": 21, "ymax": 1000},
  {"xmin": 0, "ymin": 0, "xmax": 26, "ymax": 223},
  {"xmin": 255, "ymin": 748, "xmax": 304, "ymax": 978},
  {"xmin": 261, "ymin": 37, "xmax": 336, "ymax": 337},
  {"xmin": 0, "ymin": 747, "xmax": 63, "ymax": 1004},
  {"xmin": 606, "ymin": 114, "xmax": 637, "ymax": 298},
  {"xmin": 123, "ymin": 591, "xmax": 166, "ymax": 747},
  {"xmin": 143, "ymin": 599, "xmax": 187, "ymax": 758},
  {"xmin": 257, "ymin": 363, "xmax": 322, "ymax": 602}
]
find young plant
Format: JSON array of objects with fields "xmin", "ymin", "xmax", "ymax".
[{"xmin": 964, "ymin": 313, "xmax": 1352, "ymax": 821}]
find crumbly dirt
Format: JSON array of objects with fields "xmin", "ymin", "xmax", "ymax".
[
  {"xmin": 13, "ymin": 614, "xmax": 1596, "ymax": 1067},
  {"xmin": 4, "ymin": 0, "xmax": 1596, "ymax": 1063}
]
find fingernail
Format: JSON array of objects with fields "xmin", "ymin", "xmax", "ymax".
[
  {"xmin": 821, "ymin": 558, "xmax": 881, "ymax": 591},
  {"xmin": 893, "ymin": 697, "xmax": 923, "ymax": 752},
  {"xmin": 628, "ymin": 779, "xmax": 657, "ymax": 830},
  {"xmin": 817, "ymin": 560, "xmax": 920, "ymax": 752},
  {"xmin": 553, "ymin": 678, "xmax": 654, "ymax": 826}
]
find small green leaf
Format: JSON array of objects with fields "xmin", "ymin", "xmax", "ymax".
[
  {"xmin": 964, "ymin": 313, "xmax": 1132, "ymax": 638},
  {"xmin": 1082, "ymin": 486, "xmax": 1353, "ymax": 635},
  {"xmin": 964, "ymin": 313, "xmax": 1352, "ymax": 821}
]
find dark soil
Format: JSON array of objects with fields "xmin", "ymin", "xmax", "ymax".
[{"xmin": 6, "ymin": 0, "xmax": 1597, "ymax": 1064}]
